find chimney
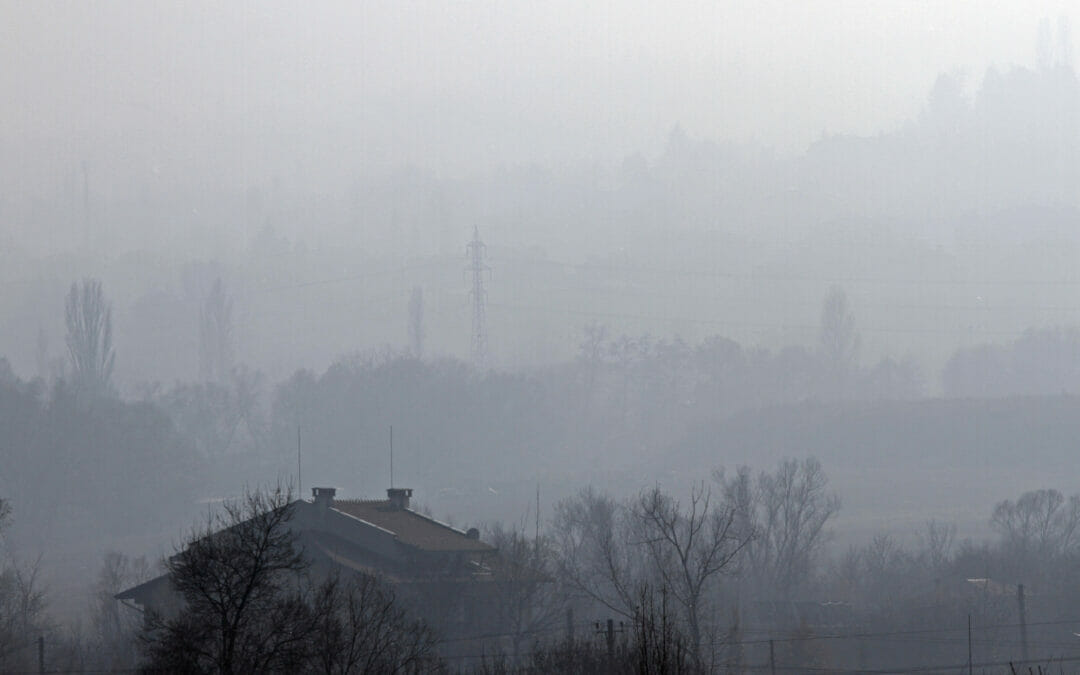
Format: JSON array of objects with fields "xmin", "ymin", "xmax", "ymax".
[
  {"xmin": 312, "ymin": 487, "xmax": 336, "ymax": 511},
  {"xmin": 387, "ymin": 487, "xmax": 412, "ymax": 510}
]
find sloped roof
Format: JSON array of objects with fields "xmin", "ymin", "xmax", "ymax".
[
  {"xmin": 331, "ymin": 499, "xmax": 495, "ymax": 553},
  {"xmin": 302, "ymin": 529, "xmax": 405, "ymax": 582},
  {"xmin": 305, "ymin": 529, "xmax": 492, "ymax": 583},
  {"xmin": 115, "ymin": 573, "xmax": 171, "ymax": 601}
]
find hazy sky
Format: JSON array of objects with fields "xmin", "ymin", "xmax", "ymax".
[{"xmin": 2, "ymin": 1, "xmax": 1077, "ymax": 194}]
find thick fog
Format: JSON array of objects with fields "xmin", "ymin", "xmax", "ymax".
[
  {"xmin": 5, "ymin": 3, "xmax": 1080, "ymax": 672},
  {"xmin": 4, "ymin": 3, "xmax": 1052, "ymax": 183}
]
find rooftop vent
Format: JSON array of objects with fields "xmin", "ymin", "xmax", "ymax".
[
  {"xmin": 312, "ymin": 487, "xmax": 336, "ymax": 509},
  {"xmin": 387, "ymin": 487, "xmax": 412, "ymax": 510}
]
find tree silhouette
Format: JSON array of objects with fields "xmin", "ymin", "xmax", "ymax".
[
  {"xmin": 142, "ymin": 487, "xmax": 310, "ymax": 674},
  {"xmin": 64, "ymin": 278, "xmax": 115, "ymax": 394}
]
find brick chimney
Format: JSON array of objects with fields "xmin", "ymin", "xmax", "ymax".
[
  {"xmin": 387, "ymin": 487, "xmax": 412, "ymax": 510},
  {"xmin": 312, "ymin": 487, "xmax": 336, "ymax": 511}
]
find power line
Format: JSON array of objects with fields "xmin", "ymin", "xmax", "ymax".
[
  {"xmin": 18, "ymin": 616, "xmax": 1080, "ymax": 672},
  {"xmin": 531, "ymin": 284, "xmax": 1080, "ymax": 314},
  {"xmin": 429, "ymin": 614, "xmax": 1080, "ymax": 655},
  {"xmin": 706, "ymin": 615, "xmax": 1080, "ymax": 648},
  {"xmin": 250, "ymin": 258, "xmax": 451, "ymax": 294},
  {"xmin": 499, "ymin": 254, "xmax": 1080, "ymax": 287},
  {"xmin": 760, "ymin": 653, "xmax": 1080, "ymax": 674},
  {"xmin": 486, "ymin": 301, "xmax": 1028, "ymax": 337}
]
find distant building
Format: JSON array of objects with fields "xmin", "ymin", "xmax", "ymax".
[{"xmin": 117, "ymin": 487, "xmax": 502, "ymax": 643}]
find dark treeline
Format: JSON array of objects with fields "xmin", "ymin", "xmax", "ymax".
[
  {"xmin": 944, "ymin": 325, "xmax": 1080, "ymax": 397},
  {"xmin": 6, "ymin": 301, "xmax": 1080, "ymax": 557},
  {"xmin": 0, "ymin": 359, "xmax": 201, "ymax": 553}
]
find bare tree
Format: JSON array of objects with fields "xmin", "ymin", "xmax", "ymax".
[
  {"xmin": 498, "ymin": 584, "xmax": 696, "ymax": 675},
  {"xmin": 629, "ymin": 584, "xmax": 695, "ymax": 675},
  {"xmin": 484, "ymin": 523, "xmax": 563, "ymax": 661},
  {"xmin": 407, "ymin": 286, "xmax": 425, "ymax": 358},
  {"xmin": 91, "ymin": 551, "xmax": 152, "ymax": 670},
  {"xmin": 199, "ymin": 277, "xmax": 234, "ymax": 382},
  {"xmin": 553, "ymin": 484, "xmax": 751, "ymax": 670},
  {"xmin": 916, "ymin": 519, "xmax": 956, "ymax": 574},
  {"xmin": 0, "ymin": 502, "xmax": 46, "ymax": 672},
  {"xmin": 860, "ymin": 534, "xmax": 917, "ymax": 600},
  {"xmin": 552, "ymin": 487, "xmax": 640, "ymax": 620},
  {"xmin": 991, "ymin": 488, "xmax": 1080, "ymax": 559},
  {"xmin": 633, "ymin": 484, "xmax": 751, "ymax": 669},
  {"xmin": 141, "ymin": 486, "xmax": 310, "ymax": 674},
  {"xmin": 738, "ymin": 458, "xmax": 841, "ymax": 600},
  {"xmin": 0, "ymin": 561, "xmax": 45, "ymax": 670},
  {"xmin": 64, "ymin": 278, "xmax": 115, "ymax": 394},
  {"xmin": 309, "ymin": 573, "xmax": 438, "ymax": 675}
]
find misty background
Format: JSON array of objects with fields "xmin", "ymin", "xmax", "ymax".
[{"xmin": 5, "ymin": 0, "xmax": 1080, "ymax": 630}]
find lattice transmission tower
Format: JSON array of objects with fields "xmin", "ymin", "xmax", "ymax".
[{"xmin": 466, "ymin": 226, "xmax": 490, "ymax": 367}]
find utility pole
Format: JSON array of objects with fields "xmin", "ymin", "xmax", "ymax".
[
  {"xmin": 595, "ymin": 618, "xmax": 624, "ymax": 675},
  {"xmin": 38, "ymin": 634, "xmax": 44, "ymax": 675},
  {"xmin": 972, "ymin": 613, "xmax": 980, "ymax": 675},
  {"xmin": 769, "ymin": 638, "xmax": 776, "ymax": 675},
  {"xmin": 466, "ymin": 226, "xmax": 489, "ymax": 367},
  {"xmin": 1018, "ymin": 583, "xmax": 1029, "ymax": 664},
  {"xmin": 606, "ymin": 618, "xmax": 615, "ymax": 674}
]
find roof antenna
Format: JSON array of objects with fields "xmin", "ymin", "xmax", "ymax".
[{"xmin": 389, "ymin": 425, "xmax": 394, "ymax": 489}]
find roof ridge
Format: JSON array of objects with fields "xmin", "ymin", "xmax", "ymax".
[
  {"xmin": 328, "ymin": 499, "xmax": 493, "ymax": 552},
  {"xmin": 403, "ymin": 508, "xmax": 472, "ymax": 536}
]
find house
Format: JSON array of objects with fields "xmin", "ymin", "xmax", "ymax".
[{"xmin": 117, "ymin": 486, "xmax": 502, "ymax": 642}]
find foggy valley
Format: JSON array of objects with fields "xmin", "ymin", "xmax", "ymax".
[{"xmin": 4, "ymin": 3, "xmax": 1080, "ymax": 673}]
